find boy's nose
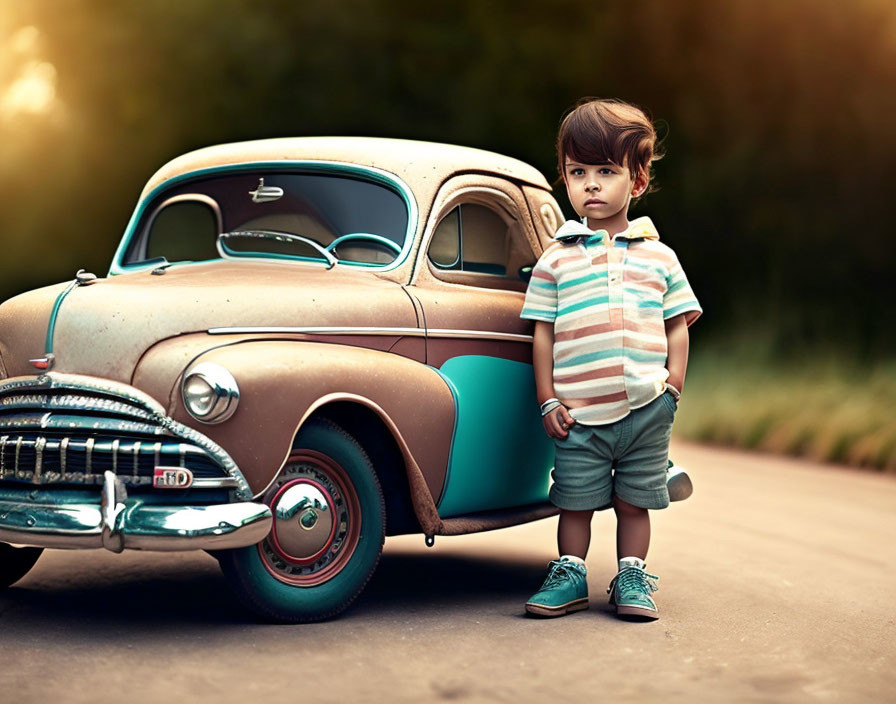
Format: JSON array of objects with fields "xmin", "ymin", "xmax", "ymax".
[{"xmin": 586, "ymin": 182, "xmax": 600, "ymax": 191}]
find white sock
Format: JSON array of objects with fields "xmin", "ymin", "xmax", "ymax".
[
  {"xmin": 618, "ymin": 556, "xmax": 645, "ymax": 571},
  {"xmin": 560, "ymin": 555, "xmax": 587, "ymax": 572}
]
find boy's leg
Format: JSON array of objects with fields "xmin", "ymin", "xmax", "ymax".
[
  {"xmin": 526, "ymin": 509, "xmax": 594, "ymax": 617},
  {"xmin": 610, "ymin": 498, "xmax": 659, "ymax": 620},
  {"xmin": 613, "ymin": 497, "xmax": 649, "ymax": 560},
  {"xmin": 527, "ymin": 421, "xmax": 613, "ymax": 617},
  {"xmin": 607, "ymin": 394, "xmax": 674, "ymax": 620},
  {"xmin": 558, "ymin": 508, "xmax": 594, "ymax": 558}
]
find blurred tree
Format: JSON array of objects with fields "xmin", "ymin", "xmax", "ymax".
[{"xmin": 0, "ymin": 0, "xmax": 893, "ymax": 355}]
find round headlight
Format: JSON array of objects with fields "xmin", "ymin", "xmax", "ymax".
[{"xmin": 181, "ymin": 362, "xmax": 240, "ymax": 423}]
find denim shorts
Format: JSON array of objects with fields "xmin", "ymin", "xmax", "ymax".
[{"xmin": 549, "ymin": 391, "xmax": 676, "ymax": 511}]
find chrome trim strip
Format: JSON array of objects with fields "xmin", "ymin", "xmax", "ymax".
[
  {"xmin": 0, "ymin": 413, "xmax": 165, "ymax": 436},
  {"xmin": 207, "ymin": 325, "xmax": 418, "ymax": 336},
  {"xmin": 14, "ymin": 437, "xmax": 22, "ymax": 474},
  {"xmin": 85, "ymin": 437, "xmax": 94, "ymax": 474},
  {"xmin": 111, "ymin": 439, "xmax": 120, "ymax": 473},
  {"xmin": 429, "ymin": 328, "xmax": 533, "ymax": 343},
  {"xmin": 206, "ymin": 326, "xmax": 533, "ymax": 343},
  {"xmin": 132, "ymin": 441, "xmax": 141, "ymax": 479},
  {"xmin": 191, "ymin": 477, "xmax": 239, "ymax": 489},
  {"xmin": 0, "ymin": 373, "xmax": 168, "ymax": 417},
  {"xmin": 60, "ymin": 437, "xmax": 68, "ymax": 473},
  {"xmin": 0, "ymin": 392, "xmax": 158, "ymax": 422},
  {"xmin": 33, "ymin": 437, "xmax": 45, "ymax": 484},
  {"xmin": 0, "ymin": 435, "xmax": 6, "ymax": 475}
]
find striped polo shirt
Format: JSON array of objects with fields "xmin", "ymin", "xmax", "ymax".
[{"xmin": 521, "ymin": 216, "xmax": 701, "ymax": 425}]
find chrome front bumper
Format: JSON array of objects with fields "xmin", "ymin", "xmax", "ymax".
[{"xmin": 0, "ymin": 471, "xmax": 272, "ymax": 552}]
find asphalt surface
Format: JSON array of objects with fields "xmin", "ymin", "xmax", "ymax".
[{"xmin": 1, "ymin": 441, "xmax": 894, "ymax": 703}]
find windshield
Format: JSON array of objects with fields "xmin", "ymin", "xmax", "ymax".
[{"xmin": 122, "ymin": 170, "xmax": 410, "ymax": 268}]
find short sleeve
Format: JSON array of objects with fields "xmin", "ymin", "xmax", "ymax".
[
  {"xmin": 520, "ymin": 256, "xmax": 558, "ymax": 322},
  {"xmin": 663, "ymin": 253, "xmax": 702, "ymax": 326}
]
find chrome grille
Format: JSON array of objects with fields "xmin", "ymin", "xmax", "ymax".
[
  {"xmin": 0, "ymin": 383, "xmax": 235, "ymax": 490},
  {"xmin": 0, "ymin": 432, "xmax": 226, "ymax": 486}
]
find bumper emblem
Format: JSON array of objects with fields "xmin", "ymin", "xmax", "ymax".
[{"xmin": 153, "ymin": 467, "xmax": 194, "ymax": 489}]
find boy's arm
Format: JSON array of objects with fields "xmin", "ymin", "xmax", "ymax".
[
  {"xmin": 664, "ymin": 313, "xmax": 690, "ymax": 396},
  {"xmin": 533, "ymin": 320, "xmax": 575, "ymax": 438}
]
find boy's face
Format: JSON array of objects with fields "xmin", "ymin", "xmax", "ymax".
[{"xmin": 563, "ymin": 158, "xmax": 647, "ymax": 229}]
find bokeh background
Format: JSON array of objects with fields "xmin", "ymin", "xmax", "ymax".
[{"xmin": 1, "ymin": 0, "xmax": 893, "ymax": 468}]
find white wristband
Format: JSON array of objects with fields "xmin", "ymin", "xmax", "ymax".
[
  {"xmin": 539, "ymin": 397, "xmax": 561, "ymax": 413},
  {"xmin": 540, "ymin": 401, "xmax": 562, "ymax": 417}
]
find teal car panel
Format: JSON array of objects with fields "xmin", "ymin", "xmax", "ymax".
[{"xmin": 434, "ymin": 355, "xmax": 553, "ymax": 518}]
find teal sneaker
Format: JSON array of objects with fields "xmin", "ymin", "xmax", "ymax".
[
  {"xmin": 607, "ymin": 557, "xmax": 660, "ymax": 620},
  {"xmin": 525, "ymin": 557, "xmax": 589, "ymax": 617}
]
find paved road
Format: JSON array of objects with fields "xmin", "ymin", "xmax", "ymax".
[{"xmin": 1, "ymin": 441, "xmax": 894, "ymax": 703}]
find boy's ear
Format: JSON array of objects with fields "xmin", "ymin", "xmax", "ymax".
[{"xmin": 631, "ymin": 169, "xmax": 649, "ymax": 198}]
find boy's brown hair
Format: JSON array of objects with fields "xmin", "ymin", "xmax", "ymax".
[{"xmin": 556, "ymin": 98, "xmax": 662, "ymax": 191}]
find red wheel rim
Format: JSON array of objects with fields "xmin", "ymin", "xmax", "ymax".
[{"xmin": 258, "ymin": 450, "xmax": 362, "ymax": 587}]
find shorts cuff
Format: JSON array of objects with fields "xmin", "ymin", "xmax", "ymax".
[
  {"xmin": 549, "ymin": 486, "xmax": 611, "ymax": 511},
  {"xmin": 614, "ymin": 485, "xmax": 670, "ymax": 510}
]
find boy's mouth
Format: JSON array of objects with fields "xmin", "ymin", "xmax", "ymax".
[{"xmin": 584, "ymin": 198, "xmax": 606, "ymax": 206}]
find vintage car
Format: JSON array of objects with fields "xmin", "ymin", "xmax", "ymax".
[
  {"xmin": 0, "ymin": 137, "xmax": 571, "ymax": 621},
  {"xmin": 0, "ymin": 137, "xmax": 690, "ymax": 622}
]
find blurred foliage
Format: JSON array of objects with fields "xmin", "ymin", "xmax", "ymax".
[
  {"xmin": 675, "ymin": 344, "xmax": 896, "ymax": 472},
  {"xmin": 0, "ymin": 0, "xmax": 894, "ymax": 357}
]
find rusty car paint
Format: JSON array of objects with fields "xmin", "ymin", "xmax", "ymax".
[
  {"xmin": 0, "ymin": 261, "xmax": 418, "ymax": 384},
  {"xmin": 165, "ymin": 340, "xmax": 455, "ymax": 500},
  {"xmin": 0, "ymin": 282, "xmax": 65, "ymax": 379}
]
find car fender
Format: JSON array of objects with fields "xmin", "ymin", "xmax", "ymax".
[{"xmin": 147, "ymin": 339, "xmax": 454, "ymax": 531}]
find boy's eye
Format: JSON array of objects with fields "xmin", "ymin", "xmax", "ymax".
[
  {"xmin": 569, "ymin": 168, "xmax": 584, "ymax": 176},
  {"xmin": 599, "ymin": 167, "xmax": 614, "ymax": 175}
]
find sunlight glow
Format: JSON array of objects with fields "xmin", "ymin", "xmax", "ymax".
[
  {"xmin": 1, "ymin": 25, "xmax": 63, "ymax": 121},
  {"xmin": 1, "ymin": 59, "xmax": 57, "ymax": 118},
  {"xmin": 10, "ymin": 25, "xmax": 39, "ymax": 54}
]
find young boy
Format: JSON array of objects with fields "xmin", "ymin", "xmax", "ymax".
[{"xmin": 521, "ymin": 98, "xmax": 701, "ymax": 620}]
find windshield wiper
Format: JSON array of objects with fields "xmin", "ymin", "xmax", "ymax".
[{"xmin": 218, "ymin": 230, "xmax": 337, "ymax": 269}]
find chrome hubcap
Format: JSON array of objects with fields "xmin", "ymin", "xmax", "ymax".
[
  {"xmin": 259, "ymin": 450, "xmax": 360, "ymax": 586},
  {"xmin": 270, "ymin": 481, "xmax": 335, "ymax": 562}
]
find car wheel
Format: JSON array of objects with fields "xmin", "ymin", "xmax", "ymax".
[
  {"xmin": 219, "ymin": 418, "xmax": 385, "ymax": 623},
  {"xmin": 0, "ymin": 543, "xmax": 43, "ymax": 588}
]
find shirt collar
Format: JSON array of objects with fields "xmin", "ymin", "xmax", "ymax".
[{"xmin": 553, "ymin": 216, "xmax": 660, "ymax": 243}]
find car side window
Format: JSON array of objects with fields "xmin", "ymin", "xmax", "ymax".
[
  {"xmin": 429, "ymin": 207, "xmax": 461, "ymax": 269},
  {"xmin": 429, "ymin": 203, "xmax": 530, "ymax": 286},
  {"xmin": 145, "ymin": 199, "xmax": 220, "ymax": 263}
]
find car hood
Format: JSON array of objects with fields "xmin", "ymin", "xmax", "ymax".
[{"xmin": 0, "ymin": 260, "xmax": 418, "ymax": 383}]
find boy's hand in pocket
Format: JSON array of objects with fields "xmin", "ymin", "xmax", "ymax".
[{"xmin": 544, "ymin": 405, "xmax": 576, "ymax": 439}]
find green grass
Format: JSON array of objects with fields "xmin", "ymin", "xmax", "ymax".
[{"xmin": 675, "ymin": 347, "xmax": 896, "ymax": 472}]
